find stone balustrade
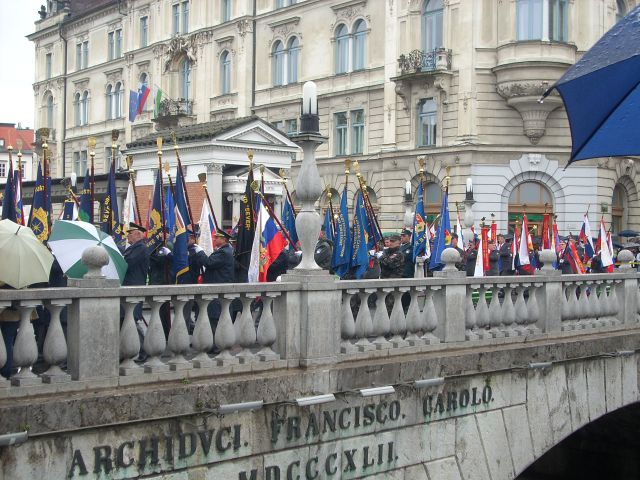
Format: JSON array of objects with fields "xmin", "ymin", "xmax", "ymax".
[{"xmin": 0, "ymin": 249, "xmax": 638, "ymax": 397}]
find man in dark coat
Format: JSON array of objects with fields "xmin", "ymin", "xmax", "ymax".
[
  {"xmin": 380, "ymin": 235, "xmax": 405, "ymax": 279},
  {"xmin": 465, "ymin": 241, "xmax": 478, "ymax": 277},
  {"xmin": 204, "ymin": 230, "xmax": 235, "ymax": 331},
  {"xmin": 314, "ymin": 227, "xmax": 333, "ymax": 272},
  {"xmin": 400, "ymin": 228, "xmax": 414, "ymax": 278},
  {"xmin": 499, "ymin": 235, "xmax": 515, "ymax": 275},
  {"xmin": 122, "ymin": 223, "xmax": 150, "ymax": 324},
  {"xmin": 486, "ymin": 240, "xmax": 500, "ymax": 276}
]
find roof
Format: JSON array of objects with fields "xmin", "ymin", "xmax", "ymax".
[
  {"xmin": 68, "ymin": 0, "xmax": 117, "ymax": 20},
  {"xmin": 0, "ymin": 125, "xmax": 34, "ymax": 153},
  {"xmin": 126, "ymin": 115, "xmax": 268, "ymax": 149}
]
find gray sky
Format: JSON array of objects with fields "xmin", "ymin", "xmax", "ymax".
[{"xmin": 0, "ymin": 0, "xmax": 41, "ymax": 129}]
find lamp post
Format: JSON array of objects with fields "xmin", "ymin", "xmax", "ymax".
[{"xmin": 289, "ymin": 81, "xmax": 327, "ymax": 270}]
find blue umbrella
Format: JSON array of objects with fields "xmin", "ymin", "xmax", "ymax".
[{"xmin": 544, "ymin": 5, "xmax": 640, "ymax": 164}]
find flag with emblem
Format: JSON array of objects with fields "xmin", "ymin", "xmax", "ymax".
[
  {"xmin": 78, "ymin": 169, "xmax": 93, "ymax": 223},
  {"xmin": 429, "ymin": 185, "xmax": 451, "ymax": 271},
  {"xmin": 172, "ymin": 205, "xmax": 189, "ymax": 283},
  {"xmin": 235, "ymin": 168, "xmax": 256, "ymax": 282},
  {"xmin": 412, "ymin": 182, "xmax": 426, "ymax": 261},
  {"xmin": 351, "ymin": 191, "xmax": 370, "ymax": 279},
  {"xmin": 28, "ymin": 162, "xmax": 51, "ymax": 242},
  {"xmin": 281, "ymin": 196, "xmax": 298, "ymax": 247},
  {"xmin": 101, "ymin": 159, "xmax": 124, "ymax": 247},
  {"xmin": 331, "ymin": 186, "xmax": 351, "ymax": 278}
]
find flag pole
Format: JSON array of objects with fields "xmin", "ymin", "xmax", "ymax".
[
  {"xmin": 279, "ymin": 168, "xmax": 297, "ymax": 216},
  {"xmin": 125, "ymin": 154, "xmax": 142, "ymax": 223},
  {"xmin": 326, "ymin": 186, "xmax": 337, "ymax": 235},
  {"xmin": 171, "ymin": 132, "xmax": 196, "ymax": 230},
  {"xmin": 197, "ymin": 172, "xmax": 221, "ymax": 232},
  {"xmin": 353, "ymin": 160, "xmax": 383, "ymax": 248},
  {"xmin": 163, "ymin": 162, "xmax": 177, "ymax": 199},
  {"xmin": 156, "ymin": 137, "xmax": 167, "ymax": 247},
  {"xmin": 88, "ymin": 137, "xmax": 96, "ymax": 223}
]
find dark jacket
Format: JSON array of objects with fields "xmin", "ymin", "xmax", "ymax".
[
  {"xmin": 486, "ymin": 250, "xmax": 500, "ymax": 276},
  {"xmin": 465, "ymin": 248, "xmax": 478, "ymax": 277},
  {"xmin": 380, "ymin": 247, "xmax": 405, "ymax": 279},
  {"xmin": 400, "ymin": 242, "xmax": 414, "ymax": 278},
  {"xmin": 180, "ymin": 245, "xmax": 207, "ymax": 284},
  {"xmin": 499, "ymin": 242, "xmax": 514, "ymax": 275},
  {"xmin": 314, "ymin": 238, "xmax": 334, "ymax": 271},
  {"xmin": 123, "ymin": 240, "xmax": 150, "ymax": 286},
  {"xmin": 203, "ymin": 244, "xmax": 235, "ymax": 284},
  {"xmin": 148, "ymin": 251, "xmax": 172, "ymax": 285},
  {"xmin": 267, "ymin": 250, "xmax": 289, "ymax": 282}
]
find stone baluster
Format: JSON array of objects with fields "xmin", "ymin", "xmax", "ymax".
[
  {"xmin": 214, "ymin": 296, "xmax": 238, "ymax": 366},
  {"xmin": 41, "ymin": 300, "xmax": 72, "ymax": 383},
  {"xmin": 256, "ymin": 293, "xmax": 279, "ymax": 361},
  {"xmin": 526, "ymin": 284, "xmax": 541, "ymax": 334},
  {"xmin": 389, "ymin": 288, "xmax": 408, "ymax": 348},
  {"xmin": 405, "ymin": 288, "xmax": 422, "ymax": 346},
  {"xmin": 561, "ymin": 284, "xmax": 573, "ymax": 331},
  {"xmin": 192, "ymin": 295, "xmax": 215, "ymax": 368},
  {"xmin": 475, "ymin": 285, "xmax": 490, "ymax": 339},
  {"xmin": 354, "ymin": 289, "xmax": 375, "ymax": 351},
  {"xmin": 167, "ymin": 296, "xmax": 192, "ymax": 371},
  {"xmin": 341, "ymin": 290, "xmax": 357, "ymax": 354},
  {"xmin": 514, "ymin": 285, "xmax": 529, "ymax": 335},
  {"xmin": 143, "ymin": 296, "xmax": 170, "ymax": 373},
  {"xmin": 236, "ymin": 293, "xmax": 258, "ymax": 362},
  {"xmin": 636, "ymin": 287, "xmax": 640, "ymax": 322},
  {"xmin": 0, "ymin": 302, "xmax": 8, "ymax": 388},
  {"xmin": 11, "ymin": 302, "xmax": 41, "ymax": 386},
  {"xmin": 598, "ymin": 281, "xmax": 612, "ymax": 325},
  {"xmin": 421, "ymin": 287, "xmax": 440, "ymax": 345},
  {"xmin": 568, "ymin": 283, "xmax": 580, "ymax": 329},
  {"xmin": 576, "ymin": 282, "xmax": 590, "ymax": 329},
  {"xmin": 501, "ymin": 285, "xmax": 517, "ymax": 337},
  {"xmin": 591, "ymin": 281, "xmax": 604, "ymax": 326},
  {"xmin": 415, "ymin": 257, "xmax": 425, "ymax": 278},
  {"xmin": 585, "ymin": 282, "xmax": 598, "ymax": 328},
  {"xmin": 465, "ymin": 287, "xmax": 478, "ymax": 340},
  {"xmin": 120, "ymin": 297, "xmax": 143, "ymax": 375},
  {"xmin": 488, "ymin": 285, "xmax": 504, "ymax": 338},
  {"xmin": 372, "ymin": 288, "xmax": 391, "ymax": 350},
  {"xmin": 610, "ymin": 280, "xmax": 621, "ymax": 325}
]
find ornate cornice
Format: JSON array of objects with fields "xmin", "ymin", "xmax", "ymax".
[
  {"xmin": 330, "ymin": 0, "xmax": 369, "ymax": 31},
  {"xmin": 236, "ymin": 19, "xmax": 253, "ymax": 38},
  {"xmin": 163, "ymin": 34, "xmax": 198, "ymax": 72}
]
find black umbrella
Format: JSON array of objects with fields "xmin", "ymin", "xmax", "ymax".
[{"xmin": 617, "ymin": 230, "xmax": 639, "ymax": 238}]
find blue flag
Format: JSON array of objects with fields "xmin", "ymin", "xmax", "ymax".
[
  {"xmin": 1, "ymin": 158, "xmax": 16, "ymax": 222},
  {"xmin": 28, "ymin": 162, "xmax": 51, "ymax": 242},
  {"xmin": 128, "ymin": 90, "xmax": 139, "ymax": 122},
  {"xmin": 172, "ymin": 175, "xmax": 190, "ymax": 282},
  {"xmin": 351, "ymin": 191, "xmax": 370, "ymax": 279},
  {"xmin": 101, "ymin": 160, "xmax": 124, "ymax": 246},
  {"xmin": 174, "ymin": 166, "xmax": 190, "ymax": 231},
  {"xmin": 78, "ymin": 169, "xmax": 92, "ymax": 222},
  {"xmin": 14, "ymin": 170, "xmax": 24, "ymax": 225},
  {"xmin": 281, "ymin": 197, "xmax": 297, "ymax": 247},
  {"xmin": 412, "ymin": 182, "xmax": 427, "ymax": 261},
  {"xmin": 323, "ymin": 207, "xmax": 334, "ymax": 244},
  {"xmin": 62, "ymin": 200, "xmax": 76, "ymax": 220},
  {"xmin": 332, "ymin": 187, "xmax": 352, "ymax": 278},
  {"xmin": 147, "ymin": 170, "xmax": 165, "ymax": 253},
  {"xmin": 429, "ymin": 187, "xmax": 451, "ymax": 271},
  {"xmin": 164, "ymin": 186, "xmax": 176, "ymax": 245}
]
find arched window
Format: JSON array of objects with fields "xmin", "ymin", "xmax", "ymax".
[
  {"xmin": 616, "ymin": 0, "xmax": 627, "ymax": 23},
  {"xmin": 180, "ymin": 58, "xmax": 191, "ymax": 100},
  {"xmin": 422, "ymin": 0, "xmax": 443, "ymax": 52},
  {"xmin": 74, "ymin": 92, "xmax": 81, "ymax": 126},
  {"xmin": 139, "ymin": 72, "xmax": 148, "ymax": 88},
  {"xmin": 220, "ymin": 51, "xmax": 231, "ymax": 94},
  {"xmin": 352, "ymin": 20, "xmax": 366, "ymax": 71},
  {"xmin": 549, "ymin": 0, "xmax": 568, "ymax": 41},
  {"xmin": 115, "ymin": 82, "xmax": 124, "ymax": 118},
  {"xmin": 335, "ymin": 24, "xmax": 349, "ymax": 74},
  {"xmin": 46, "ymin": 94, "xmax": 54, "ymax": 128},
  {"xmin": 272, "ymin": 41, "xmax": 285, "ymax": 86},
  {"xmin": 418, "ymin": 98, "xmax": 437, "ymax": 147},
  {"xmin": 106, "ymin": 84, "xmax": 113, "ymax": 119},
  {"xmin": 508, "ymin": 181, "xmax": 553, "ymax": 233},
  {"xmin": 612, "ymin": 184, "xmax": 627, "ymax": 234},
  {"xmin": 423, "ymin": 181, "xmax": 442, "ymax": 218},
  {"xmin": 287, "ymin": 37, "xmax": 300, "ymax": 84}
]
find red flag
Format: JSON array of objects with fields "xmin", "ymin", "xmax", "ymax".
[
  {"xmin": 568, "ymin": 241, "xmax": 586, "ymax": 274},
  {"xmin": 481, "ymin": 226, "xmax": 489, "ymax": 273},
  {"xmin": 542, "ymin": 214, "xmax": 550, "ymax": 249},
  {"xmin": 490, "ymin": 222, "xmax": 497, "ymax": 243}
]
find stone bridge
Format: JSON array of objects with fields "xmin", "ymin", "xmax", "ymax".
[{"xmin": 0, "ymin": 252, "xmax": 639, "ymax": 479}]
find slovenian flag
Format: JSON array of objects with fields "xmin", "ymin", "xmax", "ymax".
[
  {"xmin": 137, "ymin": 84, "xmax": 150, "ymax": 115},
  {"xmin": 249, "ymin": 200, "xmax": 286, "ymax": 282},
  {"xmin": 579, "ymin": 213, "xmax": 595, "ymax": 260}
]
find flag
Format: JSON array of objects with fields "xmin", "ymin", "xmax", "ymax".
[
  {"xmin": 456, "ymin": 212, "xmax": 464, "ymax": 250},
  {"xmin": 412, "ymin": 182, "xmax": 426, "ymax": 261},
  {"xmin": 101, "ymin": 160, "xmax": 124, "ymax": 246},
  {"xmin": 28, "ymin": 162, "xmax": 51, "ymax": 242},
  {"xmin": 331, "ymin": 186, "xmax": 351, "ymax": 278},
  {"xmin": 474, "ymin": 233, "xmax": 485, "ymax": 277},
  {"xmin": 153, "ymin": 85, "xmax": 163, "ymax": 119},
  {"xmin": 518, "ymin": 215, "xmax": 530, "ymax": 266},
  {"xmin": 250, "ymin": 201, "xmax": 287, "ymax": 282},
  {"xmin": 322, "ymin": 207, "xmax": 334, "ymax": 244},
  {"xmin": 147, "ymin": 171, "xmax": 165, "ymax": 254},
  {"xmin": 481, "ymin": 225, "xmax": 490, "ymax": 273},
  {"xmin": 568, "ymin": 240, "xmax": 586, "ymax": 274},
  {"xmin": 172, "ymin": 205, "xmax": 189, "ymax": 283},
  {"xmin": 198, "ymin": 197, "xmax": 216, "ymax": 256},
  {"xmin": 542, "ymin": 214, "xmax": 551, "ymax": 249},
  {"xmin": 61, "ymin": 200, "xmax": 78, "ymax": 220},
  {"xmin": 122, "ymin": 178, "xmax": 139, "ymax": 228},
  {"xmin": 1, "ymin": 157, "xmax": 16, "ymax": 222},
  {"xmin": 235, "ymin": 169, "xmax": 256, "ymax": 282},
  {"xmin": 128, "ymin": 90, "xmax": 139, "ymax": 122},
  {"xmin": 579, "ymin": 213, "xmax": 595, "ymax": 260},
  {"xmin": 429, "ymin": 187, "xmax": 451, "ymax": 271},
  {"xmin": 351, "ymin": 191, "xmax": 370, "ymax": 279},
  {"xmin": 78, "ymin": 169, "xmax": 93, "ymax": 222},
  {"xmin": 165, "ymin": 185, "xmax": 176, "ymax": 245},
  {"xmin": 281, "ymin": 196, "xmax": 298, "ymax": 247},
  {"xmin": 174, "ymin": 163, "xmax": 191, "ymax": 232},
  {"xmin": 137, "ymin": 83, "xmax": 150, "ymax": 115},
  {"xmin": 14, "ymin": 170, "xmax": 24, "ymax": 225},
  {"xmin": 490, "ymin": 222, "xmax": 497, "ymax": 243},
  {"xmin": 600, "ymin": 218, "xmax": 614, "ymax": 271}
]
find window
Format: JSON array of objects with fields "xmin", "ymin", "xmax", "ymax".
[
  {"xmin": 272, "ymin": 41, "xmax": 285, "ymax": 86},
  {"xmin": 517, "ymin": 0, "xmax": 542, "ymax": 40},
  {"xmin": 74, "ymin": 150, "xmax": 88, "ymax": 175},
  {"xmin": 273, "ymin": 120, "xmax": 285, "ymax": 130},
  {"xmin": 334, "ymin": 112, "xmax": 348, "ymax": 155},
  {"xmin": 222, "ymin": 0, "xmax": 231, "ymax": 21},
  {"xmin": 173, "ymin": 2, "xmax": 189, "ymax": 35},
  {"xmin": 617, "ymin": 0, "xmax": 627, "ymax": 23},
  {"xmin": 115, "ymin": 29, "xmax": 123, "ymax": 58},
  {"xmin": 172, "ymin": 3, "xmax": 180, "ymax": 34},
  {"xmin": 81, "ymin": 91, "xmax": 89, "ymax": 125},
  {"xmin": 517, "ymin": 0, "xmax": 569, "ymax": 41},
  {"xmin": 335, "ymin": 24, "xmax": 349, "ymax": 74},
  {"xmin": 549, "ymin": 0, "xmax": 568, "ymax": 41},
  {"xmin": 45, "ymin": 52, "xmax": 52, "ymax": 79},
  {"xmin": 182, "ymin": 1, "xmax": 189, "ymax": 34},
  {"xmin": 76, "ymin": 43, "xmax": 82, "ymax": 70},
  {"xmin": 285, "ymin": 119, "xmax": 297, "ymax": 135},
  {"xmin": 508, "ymin": 181, "xmax": 553, "ymax": 233},
  {"xmin": 108, "ymin": 32, "xmax": 114, "ymax": 60},
  {"xmin": 46, "ymin": 94, "xmax": 54, "ymax": 128},
  {"xmin": 276, "ymin": 0, "xmax": 296, "ymax": 7},
  {"xmin": 422, "ymin": 0, "xmax": 443, "ymax": 52},
  {"xmin": 180, "ymin": 58, "xmax": 191, "ymax": 99},
  {"xmin": 612, "ymin": 184, "xmax": 627, "ymax": 234},
  {"xmin": 351, "ymin": 110, "xmax": 365, "ymax": 154},
  {"xmin": 0, "ymin": 162, "xmax": 5, "ymax": 178},
  {"xmin": 220, "ymin": 51, "xmax": 231, "ymax": 94},
  {"xmin": 82, "ymin": 41, "xmax": 88, "ymax": 68},
  {"xmin": 352, "ymin": 20, "xmax": 366, "ymax": 71},
  {"xmin": 114, "ymin": 82, "xmax": 124, "ymax": 118},
  {"xmin": 109, "ymin": 29, "xmax": 123, "ymax": 60},
  {"xmin": 74, "ymin": 92, "xmax": 81, "ymax": 127},
  {"xmin": 418, "ymin": 98, "xmax": 437, "ymax": 147},
  {"xmin": 104, "ymin": 146, "xmax": 122, "ymax": 171},
  {"xmin": 287, "ymin": 37, "xmax": 300, "ymax": 83},
  {"xmin": 106, "ymin": 84, "xmax": 113, "ymax": 119},
  {"xmin": 140, "ymin": 16, "xmax": 148, "ymax": 47}
]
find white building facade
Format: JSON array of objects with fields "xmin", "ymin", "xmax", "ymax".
[{"xmin": 29, "ymin": 0, "xmax": 640, "ymax": 235}]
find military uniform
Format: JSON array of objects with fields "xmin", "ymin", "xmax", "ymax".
[
  {"xmin": 400, "ymin": 241, "xmax": 414, "ymax": 278},
  {"xmin": 380, "ymin": 247, "xmax": 405, "ymax": 279},
  {"xmin": 123, "ymin": 240, "xmax": 150, "ymax": 286},
  {"xmin": 203, "ymin": 244, "xmax": 235, "ymax": 284},
  {"xmin": 314, "ymin": 238, "xmax": 334, "ymax": 271}
]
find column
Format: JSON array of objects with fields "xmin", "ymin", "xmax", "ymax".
[
  {"xmin": 207, "ymin": 162, "xmax": 224, "ymax": 222},
  {"xmin": 232, "ymin": 193, "xmax": 241, "ymax": 225}
]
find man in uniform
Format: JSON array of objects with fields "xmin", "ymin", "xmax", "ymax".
[
  {"xmin": 400, "ymin": 228, "xmax": 414, "ymax": 278},
  {"xmin": 314, "ymin": 226, "xmax": 334, "ymax": 272},
  {"xmin": 380, "ymin": 234, "xmax": 405, "ymax": 279},
  {"xmin": 123, "ymin": 222, "xmax": 150, "ymax": 288},
  {"xmin": 204, "ymin": 230, "xmax": 235, "ymax": 332}
]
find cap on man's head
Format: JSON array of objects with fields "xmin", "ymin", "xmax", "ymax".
[
  {"xmin": 214, "ymin": 229, "xmax": 231, "ymax": 240},
  {"xmin": 389, "ymin": 234, "xmax": 401, "ymax": 242},
  {"xmin": 128, "ymin": 222, "xmax": 146, "ymax": 233},
  {"xmin": 451, "ymin": 233, "xmax": 459, "ymax": 240},
  {"xmin": 401, "ymin": 228, "xmax": 412, "ymax": 236},
  {"xmin": 504, "ymin": 233, "xmax": 514, "ymax": 241}
]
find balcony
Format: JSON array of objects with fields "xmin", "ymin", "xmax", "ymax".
[
  {"xmin": 153, "ymin": 98, "xmax": 194, "ymax": 130},
  {"xmin": 397, "ymin": 48, "xmax": 452, "ymax": 76}
]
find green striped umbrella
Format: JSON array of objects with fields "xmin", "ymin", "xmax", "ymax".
[{"xmin": 49, "ymin": 220, "xmax": 128, "ymax": 283}]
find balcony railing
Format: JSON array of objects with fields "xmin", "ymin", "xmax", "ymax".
[
  {"xmin": 156, "ymin": 98, "xmax": 193, "ymax": 118},
  {"xmin": 397, "ymin": 48, "xmax": 452, "ymax": 75},
  {"xmin": 0, "ymin": 248, "xmax": 638, "ymax": 396}
]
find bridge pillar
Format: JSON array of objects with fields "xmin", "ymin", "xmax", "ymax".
[
  {"xmin": 616, "ymin": 250, "xmax": 638, "ymax": 325},
  {"xmin": 433, "ymin": 248, "xmax": 466, "ymax": 342},
  {"xmin": 536, "ymin": 249, "xmax": 562, "ymax": 332}
]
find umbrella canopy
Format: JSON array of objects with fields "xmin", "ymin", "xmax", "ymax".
[
  {"xmin": 0, "ymin": 219, "xmax": 54, "ymax": 289},
  {"xmin": 622, "ymin": 242, "xmax": 640, "ymax": 248},
  {"xmin": 545, "ymin": 5, "xmax": 640, "ymax": 164},
  {"xmin": 48, "ymin": 220, "xmax": 128, "ymax": 283},
  {"xmin": 617, "ymin": 229, "xmax": 640, "ymax": 237}
]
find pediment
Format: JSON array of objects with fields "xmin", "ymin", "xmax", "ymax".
[{"xmin": 218, "ymin": 121, "xmax": 299, "ymax": 150}]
